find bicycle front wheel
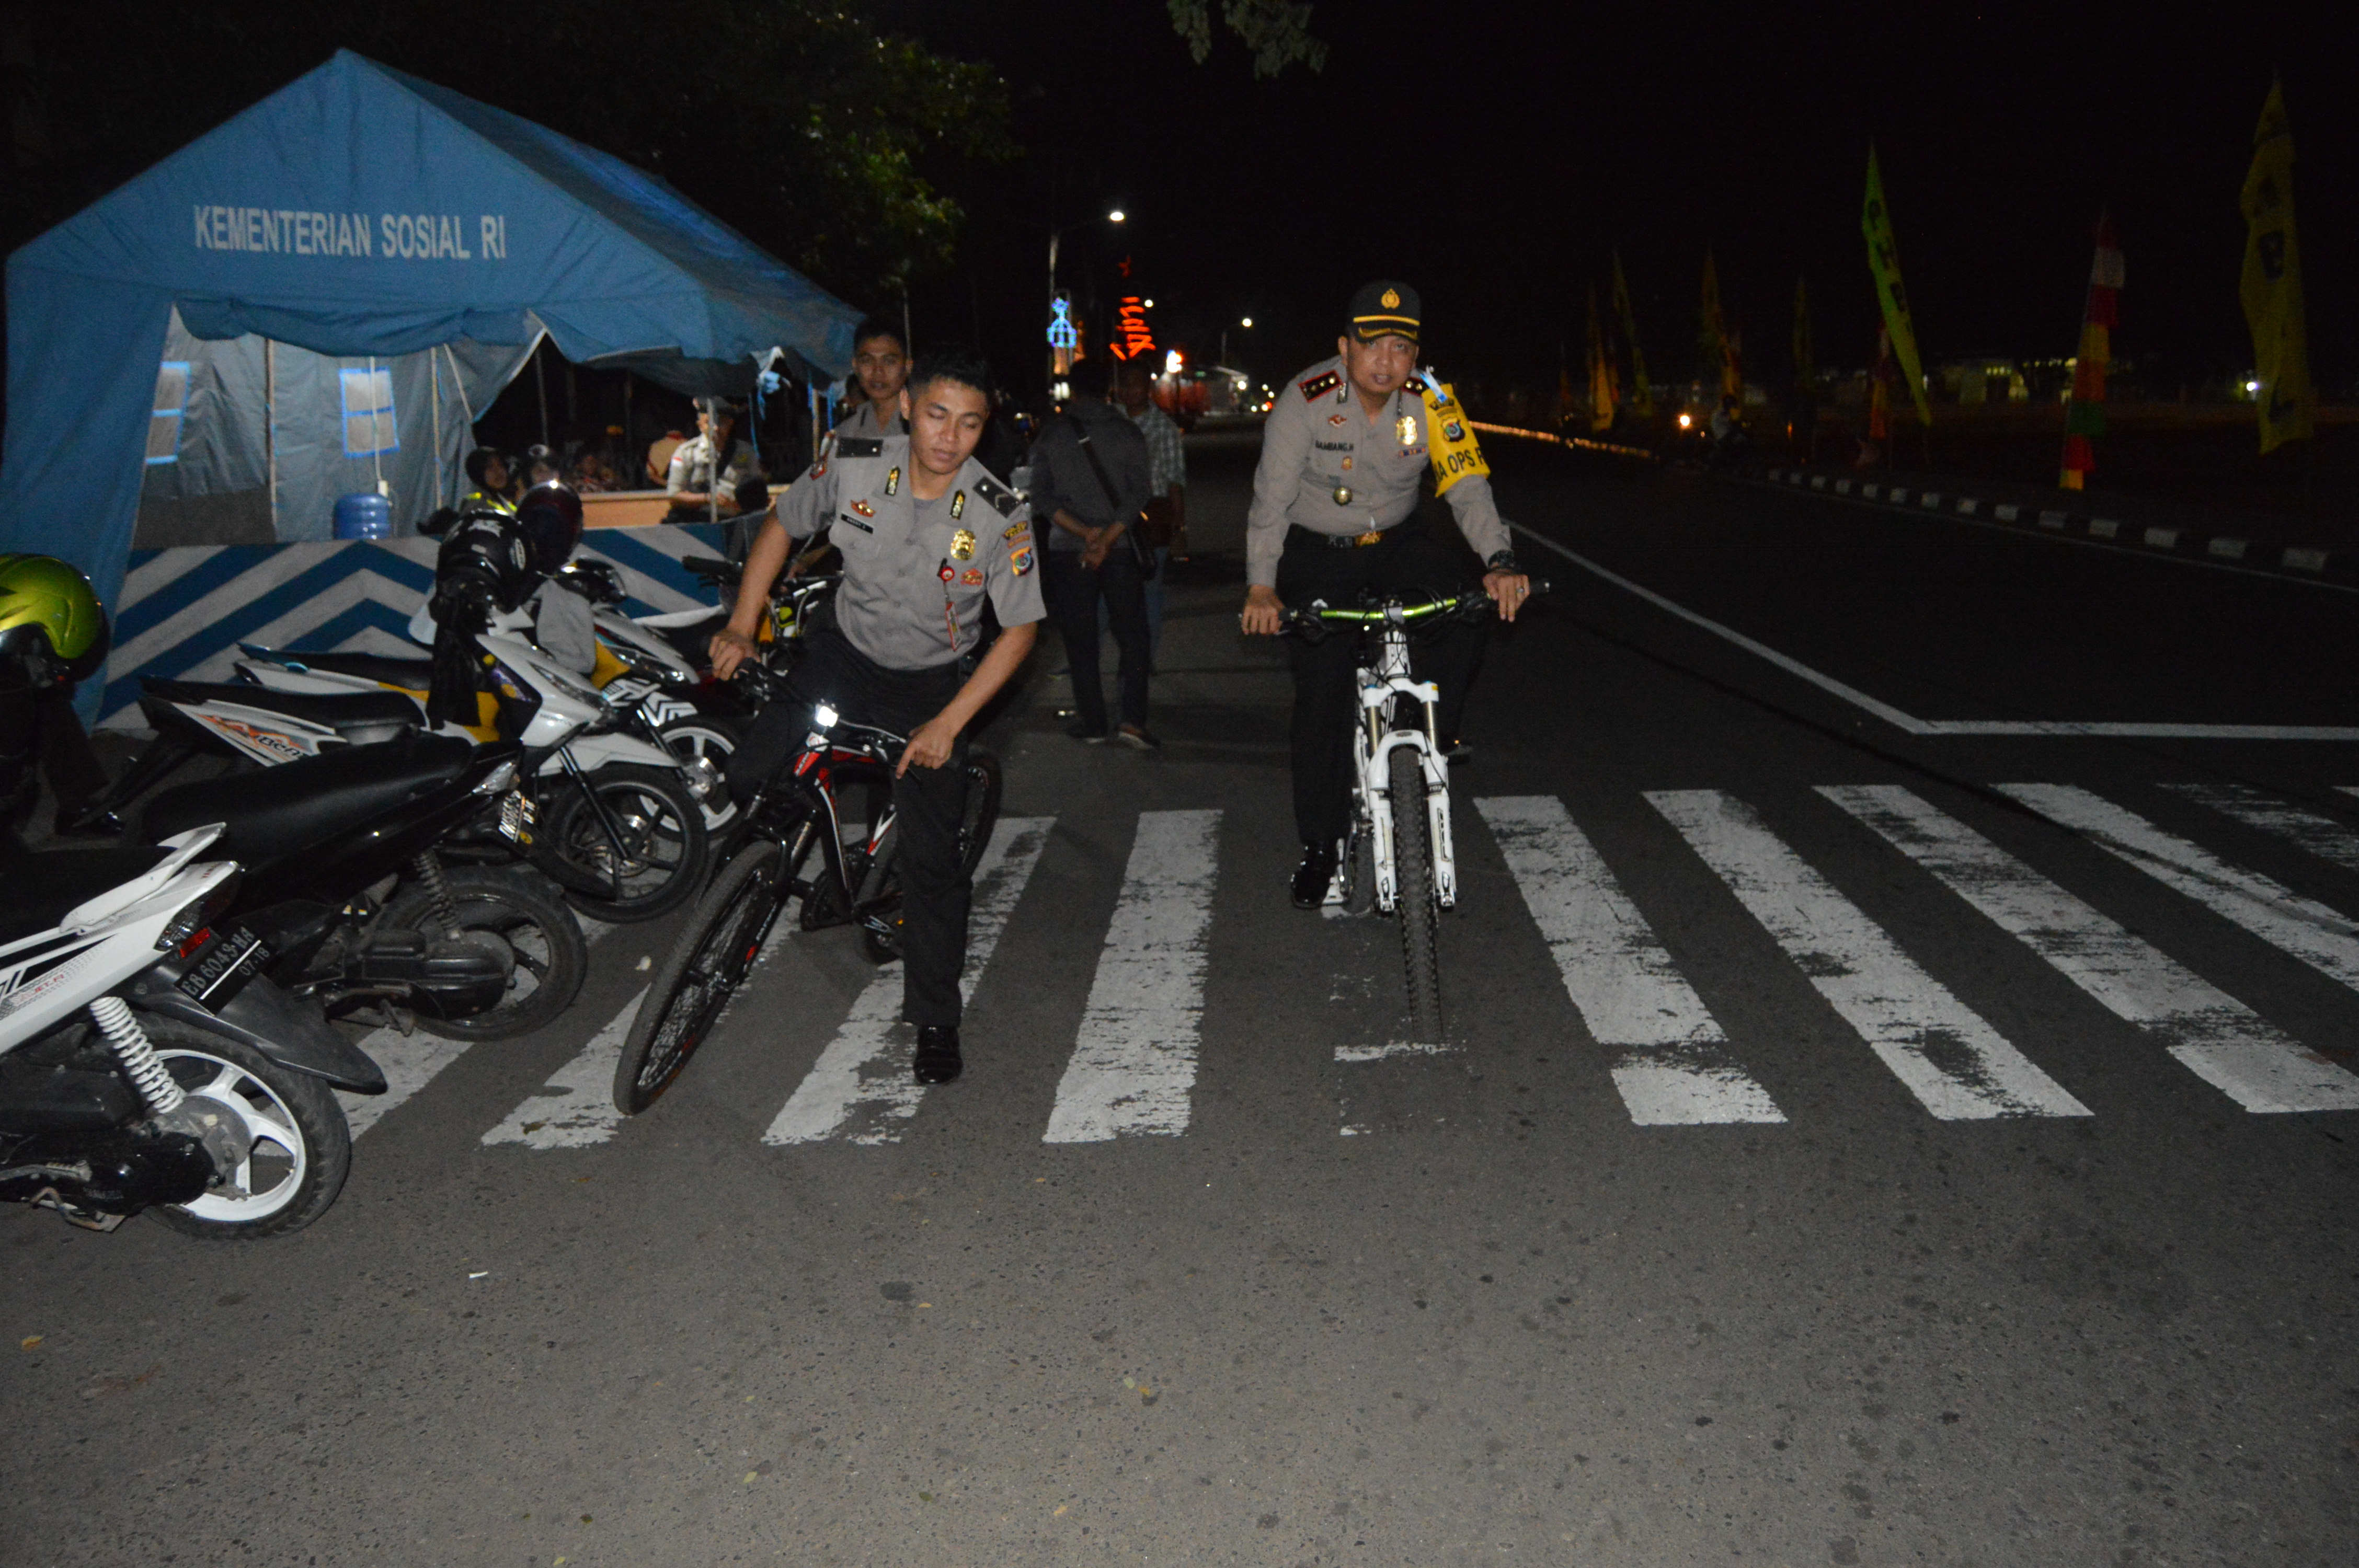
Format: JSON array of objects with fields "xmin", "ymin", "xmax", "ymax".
[
  {"xmin": 1389, "ymin": 745, "xmax": 1444, "ymax": 1043},
  {"xmin": 613, "ymin": 829, "xmax": 793, "ymax": 1114}
]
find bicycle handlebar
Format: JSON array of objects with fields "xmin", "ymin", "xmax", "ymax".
[{"xmin": 1276, "ymin": 578, "xmax": 1551, "ymax": 634}]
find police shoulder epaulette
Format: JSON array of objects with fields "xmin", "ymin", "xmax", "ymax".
[
  {"xmin": 834, "ymin": 437, "xmax": 885, "ymax": 458},
  {"xmin": 972, "ymin": 473, "xmax": 1022, "ymax": 516},
  {"xmin": 1298, "ymin": 369, "xmax": 1343, "ymax": 402}
]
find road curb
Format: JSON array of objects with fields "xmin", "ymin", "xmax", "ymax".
[{"xmin": 1755, "ymin": 465, "xmax": 2350, "ymax": 589}]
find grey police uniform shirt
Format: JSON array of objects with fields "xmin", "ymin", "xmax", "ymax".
[
  {"xmin": 665, "ymin": 433, "xmax": 763, "ymax": 503},
  {"xmin": 824, "ymin": 399, "xmax": 907, "ymax": 454},
  {"xmin": 777, "ymin": 434, "xmax": 1045, "ymax": 670},
  {"xmin": 1243, "ymin": 354, "xmax": 1511, "ymax": 588}
]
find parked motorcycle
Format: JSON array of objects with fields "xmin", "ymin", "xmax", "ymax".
[
  {"xmin": 1, "ymin": 825, "xmax": 385, "ymax": 1237},
  {"xmin": 132, "ymin": 732, "xmax": 587, "ymax": 1041}
]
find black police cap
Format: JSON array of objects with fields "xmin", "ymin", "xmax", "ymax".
[{"xmin": 1348, "ymin": 280, "xmax": 1421, "ymax": 342}]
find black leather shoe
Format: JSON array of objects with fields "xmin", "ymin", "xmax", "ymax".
[
  {"xmin": 1290, "ymin": 843, "xmax": 1338, "ymax": 910},
  {"xmin": 913, "ymin": 1024, "xmax": 963, "ymax": 1084}
]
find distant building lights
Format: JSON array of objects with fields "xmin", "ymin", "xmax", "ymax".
[
  {"xmin": 1107, "ymin": 209, "xmax": 1126, "ymax": 223},
  {"xmin": 1143, "ymin": 299, "xmax": 1154, "ymax": 309},
  {"xmin": 1164, "ymin": 349, "xmax": 1184, "ymax": 376},
  {"xmin": 2246, "ymin": 379, "xmax": 2262, "ymax": 393},
  {"xmin": 1240, "ymin": 316, "xmax": 1254, "ymax": 328}
]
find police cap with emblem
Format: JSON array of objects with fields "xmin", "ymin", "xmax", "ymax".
[{"xmin": 1348, "ymin": 280, "xmax": 1421, "ymax": 343}]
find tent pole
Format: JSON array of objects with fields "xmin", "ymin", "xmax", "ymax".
[
  {"xmin": 431, "ymin": 346, "xmax": 443, "ymax": 513},
  {"xmin": 369, "ymin": 354, "xmax": 385, "ymax": 498},
  {"xmin": 534, "ymin": 342, "xmax": 549, "ymax": 448},
  {"xmin": 265, "ymin": 339, "xmax": 278, "ymax": 536}
]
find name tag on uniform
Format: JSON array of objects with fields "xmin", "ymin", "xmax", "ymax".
[{"xmin": 837, "ymin": 511, "xmax": 874, "ymax": 534}]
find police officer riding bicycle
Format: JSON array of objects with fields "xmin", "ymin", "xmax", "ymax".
[
  {"xmin": 1238, "ymin": 281, "xmax": 1532, "ymax": 908},
  {"xmin": 711, "ymin": 347, "xmax": 1043, "ymax": 1086}
]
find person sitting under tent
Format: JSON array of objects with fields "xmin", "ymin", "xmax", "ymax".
[
  {"xmin": 665, "ymin": 398, "xmax": 764, "ymax": 524},
  {"xmin": 462, "ymin": 447, "xmax": 516, "ymax": 513}
]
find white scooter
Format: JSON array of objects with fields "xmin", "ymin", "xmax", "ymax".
[{"xmin": 0, "ymin": 826, "xmax": 384, "ymax": 1237}]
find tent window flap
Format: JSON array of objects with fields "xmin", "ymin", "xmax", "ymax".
[
  {"xmin": 146, "ymin": 361, "xmax": 190, "ymax": 465},
  {"xmin": 339, "ymin": 366, "xmax": 398, "ymax": 456}
]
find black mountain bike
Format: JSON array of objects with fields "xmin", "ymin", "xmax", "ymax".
[{"xmin": 612, "ymin": 701, "xmax": 1001, "ymax": 1113}]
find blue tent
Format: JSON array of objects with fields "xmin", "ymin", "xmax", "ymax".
[{"xmin": 0, "ymin": 49, "xmax": 861, "ymax": 621}]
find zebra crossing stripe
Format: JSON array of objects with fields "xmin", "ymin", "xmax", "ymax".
[
  {"xmin": 1825, "ymin": 786, "xmax": 2359, "ymax": 1113},
  {"xmin": 1043, "ymin": 809, "xmax": 1223, "ymax": 1144},
  {"xmin": 1647, "ymin": 789, "xmax": 2090, "ymax": 1120},
  {"xmin": 2000, "ymin": 785, "xmax": 2359, "ymax": 995},
  {"xmin": 479, "ymin": 989, "xmax": 650, "ymax": 1149},
  {"xmin": 339, "ymin": 1033, "xmax": 473, "ymax": 1139},
  {"xmin": 763, "ymin": 816, "xmax": 1057, "ymax": 1147},
  {"xmin": 343, "ymin": 916, "xmax": 613, "ymax": 1140},
  {"xmin": 2170, "ymin": 783, "xmax": 2359, "ymax": 876},
  {"xmin": 1475, "ymin": 796, "xmax": 1783, "ymax": 1125}
]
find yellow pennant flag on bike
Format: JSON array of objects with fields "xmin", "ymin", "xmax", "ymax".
[
  {"xmin": 2239, "ymin": 79, "xmax": 2314, "ymax": 454},
  {"xmin": 1861, "ymin": 144, "xmax": 1932, "ymax": 426}
]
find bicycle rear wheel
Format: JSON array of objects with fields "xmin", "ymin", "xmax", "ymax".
[
  {"xmin": 612, "ymin": 817, "xmax": 807, "ymax": 1113},
  {"xmin": 1389, "ymin": 745, "xmax": 1444, "ymax": 1043}
]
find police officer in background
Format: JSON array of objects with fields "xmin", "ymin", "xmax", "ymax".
[
  {"xmin": 1239, "ymin": 281, "xmax": 1531, "ymax": 908},
  {"xmin": 833, "ymin": 317, "xmax": 913, "ymax": 444},
  {"xmin": 709, "ymin": 348, "xmax": 1043, "ymax": 1087},
  {"xmin": 665, "ymin": 397, "xmax": 764, "ymax": 523}
]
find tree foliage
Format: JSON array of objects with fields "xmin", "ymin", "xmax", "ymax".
[
  {"xmin": 1165, "ymin": 0, "xmax": 1327, "ymax": 76},
  {"xmin": 2, "ymin": 1, "xmax": 1012, "ymax": 301}
]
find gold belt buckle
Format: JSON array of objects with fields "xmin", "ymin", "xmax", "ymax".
[{"xmin": 1352, "ymin": 529, "xmax": 1383, "ymax": 547}]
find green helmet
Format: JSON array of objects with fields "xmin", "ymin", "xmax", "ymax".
[{"xmin": 0, "ymin": 554, "xmax": 110, "ymax": 686}]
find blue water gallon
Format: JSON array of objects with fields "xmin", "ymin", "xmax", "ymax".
[{"xmin": 333, "ymin": 492, "xmax": 393, "ymax": 540}]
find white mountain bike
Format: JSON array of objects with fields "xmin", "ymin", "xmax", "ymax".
[{"xmin": 1280, "ymin": 582, "xmax": 1546, "ymax": 1041}]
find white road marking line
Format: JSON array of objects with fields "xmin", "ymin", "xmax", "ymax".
[
  {"xmin": 1334, "ymin": 1040, "xmax": 1450, "ymax": 1063},
  {"xmin": 340, "ymin": 1033, "xmax": 473, "ymax": 1138},
  {"xmin": 1647, "ymin": 789, "xmax": 2089, "ymax": 1120},
  {"xmin": 1825, "ymin": 785, "xmax": 2359, "ymax": 1113},
  {"xmin": 1506, "ymin": 523, "xmax": 2359, "ymax": 741},
  {"xmin": 1043, "ymin": 809, "xmax": 1223, "ymax": 1144},
  {"xmin": 762, "ymin": 816, "xmax": 1057, "ymax": 1146},
  {"xmin": 479, "ymin": 989, "xmax": 649, "ymax": 1148},
  {"xmin": 1475, "ymin": 795, "xmax": 1784, "ymax": 1125},
  {"xmin": 2171, "ymin": 783, "xmax": 2359, "ymax": 875},
  {"xmin": 341, "ymin": 910, "xmax": 614, "ymax": 1138},
  {"xmin": 2000, "ymin": 783, "xmax": 2359, "ymax": 995}
]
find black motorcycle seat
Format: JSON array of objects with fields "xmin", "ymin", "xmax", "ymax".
[
  {"xmin": 142, "ymin": 733, "xmax": 477, "ymax": 871},
  {"xmin": 250, "ymin": 649, "xmax": 434, "ymax": 690},
  {"xmin": 0, "ymin": 845, "xmax": 174, "ymax": 946},
  {"xmin": 143, "ymin": 677, "xmax": 423, "ymax": 740}
]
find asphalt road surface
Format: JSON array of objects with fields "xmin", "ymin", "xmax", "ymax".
[{"xmin": 9, "ymin": 433, "xmax": 2359, "ymax": 1567}]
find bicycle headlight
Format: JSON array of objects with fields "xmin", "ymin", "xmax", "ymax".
[{"xmin": 812, "ymin": 701, "xmax": 840, "ymax": 731}]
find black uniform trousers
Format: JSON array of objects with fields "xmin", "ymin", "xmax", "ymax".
[
  {"xmin": 1275, "ymin": 524, "xmax": 1483, "ymax": 846},
  {"xmin": 726, "ymin": 631, "xmax": 973, "ymax": 1029},
  {"xmin": 1043, "ymin": 546, "xmax": 1150, "ymax": 734}
]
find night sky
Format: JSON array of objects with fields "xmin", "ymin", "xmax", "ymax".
[{"xmin": 879, "ymin": 0, "xmax": 2359, "ymax": 403}]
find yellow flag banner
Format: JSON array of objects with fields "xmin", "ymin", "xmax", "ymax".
[
  {"xmin": 2239, "ymin": 81, "xmax": 2313, "ymax": 455},
  {"xmin": 1609, "ymin": 251, "xmax": 1655, "ymax": 419},
  {"xmin": 1861, "ymin": 145, "xmax": 1932, "ymax": 426},
  {"xmin": 1699, "ymin": 251, "xmax": 1741, "ymax": 400},
  {"xmin": 1586, "ymin": 284, "xmax": 1616, "ymax": 433}
]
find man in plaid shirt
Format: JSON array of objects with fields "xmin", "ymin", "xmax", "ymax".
[{"xmin": 1114, "ymin": 357, "xmax": 1187, "ymax": 654}]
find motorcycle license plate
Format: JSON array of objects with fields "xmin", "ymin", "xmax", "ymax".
[
  {"xmin": 175, "ymin": 927, "xmax": 271, "ymax": 1005},
  {"xmin": 498, "ymin": 790, "xmax": 535, "ymax": 845}
]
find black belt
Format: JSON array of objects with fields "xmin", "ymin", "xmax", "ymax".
[{"xmin": 1288, "ymin": 523, "xmax": 1401, "ymax": 551}]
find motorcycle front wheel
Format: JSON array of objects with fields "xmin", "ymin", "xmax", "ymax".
[
  {"xmin": 534, "ymin": 764, "xmax": 711, "ymax": 923},
  {"xmin": 656, "ymin": 713, "xmax": 745, "ymax": 833},
  {"xmin": 145, "ymin": 1020, "xmax": 351, "ymax": 1240}
]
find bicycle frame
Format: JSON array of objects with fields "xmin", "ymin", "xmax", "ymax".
[
  {"xmin": 1352, "ymin": 608, "xmax": 1457, "ymax": 914},
  {"xmin": 761, "ymin": 704, "xmax": 906, "ymax": 946},
  {"xmin": 1291, "ymin": 595, "xmax": 1472, "ymax": 915}
]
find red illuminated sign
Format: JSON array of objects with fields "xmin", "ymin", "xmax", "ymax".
[{"xmin": 1108, "ymin": 296, "xmax": 1156, "ymax": 362}]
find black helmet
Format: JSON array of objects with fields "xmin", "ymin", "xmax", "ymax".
[{"xmin": 513, "ymin": 481, "xmax": 583, "ymax": 575}]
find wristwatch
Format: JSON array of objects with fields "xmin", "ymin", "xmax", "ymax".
[{"xmin": 1484, "ymin": 550, "xmax": 1521, "ymax": 574}]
